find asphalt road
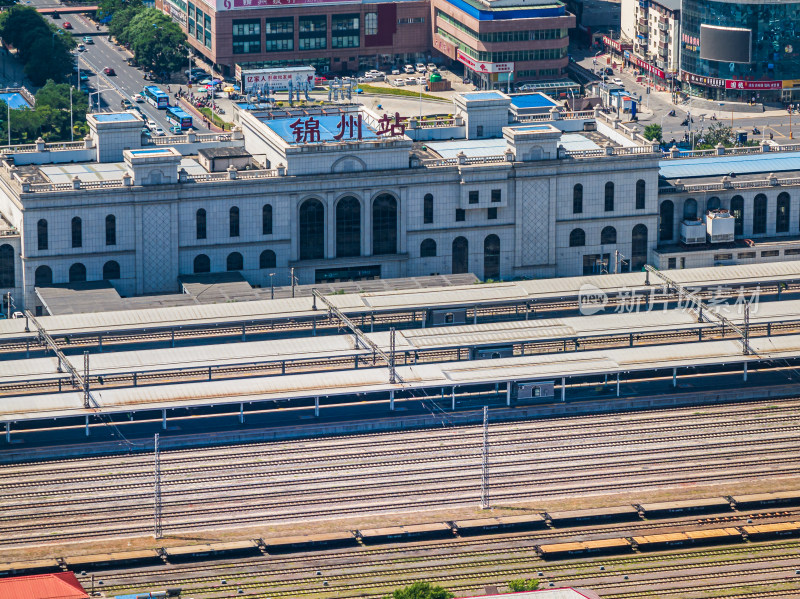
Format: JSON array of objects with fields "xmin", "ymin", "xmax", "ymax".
[
  {"xmin": 571, "ymin": 44, "xmax": 800, "ymax": 145},
  {"xmin": 36, "ymin": 3, "xmax": 210, "ymax": 133}
]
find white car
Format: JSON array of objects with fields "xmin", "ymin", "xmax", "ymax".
[
  {"xmin": 392, "ymin": 78, "xmax": 405, "ymax": 87},
  {"xmin": 406, "ymin": 77, "xmax": 418, "ymax": 86},
  {"xmin": 357, "ymin": 76, "xmax": 375, "ymax": 83},
  {"xmin": 154, "ymin": 127, "xmax": 165, "ymax": 136},
  {"xmin": 146, "ymin": 119, "xmax": 157, "ymax": 130},
  {"xmin": 403, "ymin": 64, "xmax": 415, "ymax": 74},
  {"xmin": 391, "ymin": 68, "xmax": 400, "ymax": 75},
  {"xmin": 613, "ymin": 77, "xmax": 624, "ymax": 85},
  {"xmin": 415, "ymin": 63, "xmax": 426, "ymax": 73},
  {"xmin": 417, "ymin": 76, "xmax": 427, "ymax": 85},
  {"xmin": 134, "ymin": 94, "xmax": 145, "ymax": 103},
  {"xmin": 427, "ymin": 63, "xmax": 437, "ymax": 72}
]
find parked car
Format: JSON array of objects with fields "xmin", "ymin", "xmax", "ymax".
[
  {"xmin": 417, "ymin": 76, "xmax": 427, "ymax": 85},
  {"xmin": 415, "ymin": 63, "xmax": 426, "ymax": 73},
  {"xmin": 391, "ymin": 68, "xmax": 400, "ymax": 75},
  {"xmin": 403, "ymin": 64, "xmax": 415, "ymax": 74},
  {"xmin": 392, "ymin": 78, "xmax": 405, "ymax": 87},
  {"xmin": 427, "ymin": 63, "xmax": 437, "ymax": 72},
  {"xmin": 62, "ymin": 21, "xmax": 72, "ymax": 29},
  {"xmin": 104, "ymin": 67, "xmax": 116, "ymax": 76},
  {"xmin": 82, "ymin": 36, "xmax": 93, "ymax": 44},
  {"xmin": 11, "ymin": 311, "xmax": 23, "ymax": 319},
  {"xmin": 406, "ymin": 77, "xmax": 418, "ymax": 86}
]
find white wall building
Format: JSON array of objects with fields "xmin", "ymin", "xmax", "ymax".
[{"xmin": 621, "ymin": 0, "xmax": 680, "ymax": 75}]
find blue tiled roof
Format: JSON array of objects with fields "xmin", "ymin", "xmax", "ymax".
[
  {"xmin": 659, "ymin": 151, "xmax": 800, "ymax": 179},
  {"xmin": 510, "ymin": 93, "xmax": 557, "ymax": 109},
  {"xmin": 265, "ymin": 115, "xmax": 379, "ymax": 144}
]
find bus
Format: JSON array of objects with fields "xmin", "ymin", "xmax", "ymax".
[
  {"xmin": 165, "ymin": 106, "xmax": 193, "ymax": 130},
  {"xmin": 142, "ymin": 85, "xmax": 169, "ymax": 109}
]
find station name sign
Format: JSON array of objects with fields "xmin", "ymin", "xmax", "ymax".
[{"xmin": 456, "ymin": 50, "xmax": 513, "ymax": 74}]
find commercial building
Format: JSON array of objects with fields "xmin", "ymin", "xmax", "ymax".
[
  {"xmin": 157, "ymin": 0, "xmax": 573, "ymax": 85},
  {"xmin": 618, "ymin": 0, "xmax": 679, "ymax": 83},
  {"xmin": 430, "ymin": 0, "xmax": 574, "ymax": 88},
  {"xmin": 157, "ymin": 0, "xmax": 431, "ymax": 77},
  {"xmin": 679, "ymin": 0, "xmax": 800, "ymax": 102}
]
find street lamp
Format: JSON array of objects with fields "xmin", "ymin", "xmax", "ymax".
[{"xmin": 89, "ymin": 88, "xmax": 115, "ymax": 112}]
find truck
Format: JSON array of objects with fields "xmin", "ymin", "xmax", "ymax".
[{"xmin": 236, "ymin": 65, "xmax": 315, "ymax": 94}]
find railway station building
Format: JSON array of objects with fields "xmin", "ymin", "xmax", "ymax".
[{"xmin": 2, "ymin": 93, "xmax": 800, "ymax": 312}]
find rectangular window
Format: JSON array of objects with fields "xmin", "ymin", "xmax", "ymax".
[
  {"xmin": 667, "ymin": 257, "xmax": 676, "ymax": 269},
  {"xmin": 468, "ymin": 191, "xmax": 479, "ymax": 204},
  {"xmin": 204, "ymin": 14, "xmax": 211, "ymax": 32},
  {"xmin": 487, "ymin": 207, "xmax": 497, "ymax": 220},
  {"xmin": 299, "ymin": 15, "xmax": 326, "ymax": 50},
  {"xmin": 761, "ymin": 250, "xmax": 780, "ymax": 257},
  {"xmin": 785, "ymin": 248, "xmax": 800, "ymax": 255},
  {"xmin": 265, "ymin": 17, "xmax": 293, "ymax": 34},
  {"xmin": 332, "ymin": 14, "xmax": 359, "ymax": 48},
  {"xmin": 491, "ymin": 189, "xmax": 501, "ymax": 203},
  {"xmin": 204, "ymin": 29, "xmax": 212, "ymax": 49},
  {"xmin": 737, "ymin": 252, "xmax": 756, "ymax": 258},
  {"xmin": 233, "ymin": 19, "xmax": 260, "ymax": 54},
  {"xmin": 455, "ymin": 208, "xmax": 465, "ymax": 222},
  {"xmin": 265, "ymin": 38, "xmax": 293, "ymax": 51},
  {"xmin": 713, "ymin": 253, "xmax": 732, "ymax": 261}
]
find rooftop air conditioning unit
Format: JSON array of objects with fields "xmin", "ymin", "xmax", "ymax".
[
  {"xmin": 706, "ymin": 210, "xmax": 735, "ymax": 243},
  {"xmin": 680, "ymin": 219, "xmax": 705, "ymax": 245}
]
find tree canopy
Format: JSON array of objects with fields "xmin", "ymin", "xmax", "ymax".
[
  {"xmin": 0, "ymin": 6, "xmax": 75, "ymax": 85},
  {"xmin": 1, "ymin": 80, "xmax": 89, "ymax": 143},
  {"xmin": 386, "ymin": 582, "xmax": 454, "ymax": 599},
  {"xmin": 507, "ymin": 578, "xmax": 540, "ymax": 592},
  {"xmin": 109, "ymin": 5, "xmax": 187, "ymax": 78},
  {"xmin": 643, "ymin": 123, "xmax": 662, "ymax": 142}
]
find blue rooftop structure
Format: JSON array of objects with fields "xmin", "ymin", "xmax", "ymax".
[
  {"xmin": 461, "ymin": 91, "xmax": 506, "ymax": 101},
  {"xmin": 510, "ymin": 93, "xmax": 558, "ymax": 109},
  {"xmin": 444, "ymin": 0, "xmax": 565, "ymax": 20},
  {"xmin": 659, "ymin": 151, "xmax": 800, "ymax": 179},
  {"xmin": 93, "ymin": 113, "xmax": 139, "ymax": 123},
  {"xmin": 0, "ymin": 92, "xmax": 31, "ymax": 110},
  {"xmin": 265, "ymin": 115, "xmax": 380, "ymax": 144}
]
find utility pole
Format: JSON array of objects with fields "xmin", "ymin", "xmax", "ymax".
[
  {"xmin": 480, "ymin": 406, "xmax": 489, "ymax": 509},
  {"xmin": 389, "ymin": 327, "xmax": 396, "ymax": 384},
  {"xmin": 290, "ymin": 267, "xmax": 295, "ymax": 298},
  {"xmin": 83, "ymin": 351, "xmax": 89, "ymax": 409},
  {"xmin": 154, "ymin": 433, "xmax": 162, "ymax": 539}
]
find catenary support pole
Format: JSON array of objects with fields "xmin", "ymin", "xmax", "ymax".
[
  {"xmin": 162, "ymin": 409, "xmax": 167, "ymax": 430},
  {"xmin": 239, "ymin": 403, "xmax": 244, "ymax": 424},
  {"xmin": 673, "ymin": 367, "xmax": 677, "ymax": 387},
  {"xmin": 389, "ymin": 390, "xmax": 395, "ymax": 411},
  {"xmin": 616, "ymin": 372, "xmax": 620, "ymax": 397},
  {"xmin": 85, "ymin": 414, "xmax": 89, "ymax": 436},
  {"xmin": 5, "ymin": 422, "xmax": 9, "ymax": 443},
  {"xmin": 480, "ymin": 405, "xmax": 489, "ymax": 509},
  {"xmin": 506, "ymin": 382, "xmax": 511, "ymax": 406},
  {"xmin": 744, "ymin": 361, "xmax": 748, "ymax": 381},
  {"xmin": 451, "ymin": 387, "xmax": 455, "ymax": 411},
  {"xmin": 561, "ymin": 377, "xmax": 566, "ymax": 402},
  {"xmin": 154, "ymin": 433, "xmax": 162, "ymax": 539},
  {"xmin": 314, "ymin": 396, "xmax": 319, "ymax": 417}
]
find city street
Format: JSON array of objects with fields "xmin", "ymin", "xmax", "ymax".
[
  {"xmin": 571, "ymin": 45, "xmax": 800, "ymax": 146},
  {"xmin": 28, "ymin": 1, "xmax": 210, "ymax": 132}
]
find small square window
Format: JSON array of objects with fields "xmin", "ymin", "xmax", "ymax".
[
  {"xmin": 455, "ymin": 208, "xmax": 465, "ymax": 222},
  {"xmin": 667, "ymin": 257, "xmax": 676, "ymax": 269},
  {"xmin": 487, "ymin": 207, "xmax": 497, "ymax": 220},
  {"xmin": 468, "ymin": 191, "xmax": 479, "ymax": 204},
  {"xmin": 491, "ymin": 189, "xmax": 501, "ymax": 203}
]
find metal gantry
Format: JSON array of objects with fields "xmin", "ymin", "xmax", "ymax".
[
  {"xmin": 25, "ymin": 310, "xmax": 99, "ymax": 408},
  {"xmin": 480, "ymin": 406, "xmax": 489, "ymax": 510},
  {"xmin": 154, "ymin": 433, "xmax": 162, "ymax": 539},
  {"xmin": 311, "ymin": 289, "xmax": 400, "ymax": 384},
  {"xmin": 644, "ymin": 265, "xmax": 754, "ymax": 355}
]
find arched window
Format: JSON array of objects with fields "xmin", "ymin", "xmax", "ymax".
[
  {"xmin": 68, "ymin": 262, "xmax": 86, "ymax": 283},
  {"xmin": 601, "ymin": 226, "xmax": 617, "ymax": 245},
  {"xmin": 0, "ymin": 244, "xmax": 13, "ymax": 287},
  {"xmin": 262, "ymin": 204, "xmax": 273, "ymax": 235},
  {"xmin": 631, "ymin": 224, "xmax": 648, "ymax": 271},
  {"xmin": 659, "ymin": 200, "xmax": 674, "ymax": 242},
  {"xmin": 483, "ymin": 234, "xmax": 500, "ymax": 280},
  {"xmin": 777, "ymin": 192, "xmax": 791, "ymax": 233},
  {"xmin": 730, "ymin": 196, "xmax": 744, "ymax": 236},
  {"xmin": 420, "ymin": 238, "xmax": 437, "ymax": 257},
  {"xmin": 227, "ymin": 251, "xmax": 243, "ymax": 271},
  {"xmin": 753, "ymin": 194, "xmax": 767, "ymax": 234},
  {"xmin": 423, "ymin": 193, "xmax": 434, "ymax": 224},
  {"xmin": 452, "ymin": 236, "xmax": 468, "ymax": 274},
  {"xmin": 683, "ymin": 198, "xmax": 697, "ymax": 220},
  {"xmin": 372, "ymin": 194, "xmax": 397, "ymax": 255},
  {"xmin": 229, "ymin": 206, "xmax": 240, "ymax": 237},
  {"xmin": 103, "ymin": 260, "xmax": 120, "ymax": 280},
  {"xmin": 573, "ymin": 184, "xmax": 583, "ymax": 214},
  {"xmin": 707, "ymin": 196, "xmax": 721, "ymax": 212},
  {"xmin": 34, "ymin": 265, "xmax": 52, "ymax": 287},
  {"xmin": 299, "ymin": 198, "xmax": 325, "ymax": 260},
  {"xmin": 336, "ymin": 196, "xmax": 361, "ymax": 258},
  {"xmin": 71, "ymin": 217, "xmax": 82, "ymax": 248},
  {"xmin": 196, "ymin": 209, "xmax": 207, "ymax": 240},
  {"xmin": 37, "ymin": 219, "xmax": 48, "ymax": 251},
  {"xmin": 260, "ymin": 249, "xmax": 276, "ymax": 269},
  {"xmin": 193, "ymin": 254, "xmax": 210, "ymax": 273},
  {"xmin": 105, "ymin": 214, "xmax": 116, "ymax": 246},
  {"xmin": 635, "ymin": 179, "xmax": 646, "ymax": 210},
  {"xmin": 604, "ymin": 182, "xmax": 614, "ymax": 212},
  {"xmin": 569, "ymin": 228, "xmax": 585, "ymax": 247}
]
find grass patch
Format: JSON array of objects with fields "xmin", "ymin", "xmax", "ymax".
[
  {"xmin": 357, "ymin": 84, "xmax": 445, "ymax": 102},
  {"xmin": 198, "ymin": 107, "xmax": 232, "ymax": 131}
]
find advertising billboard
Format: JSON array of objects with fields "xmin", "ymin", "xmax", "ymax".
[{"xmin": 699, "ymin": 24, "xmax": 752, "ymax": 63}]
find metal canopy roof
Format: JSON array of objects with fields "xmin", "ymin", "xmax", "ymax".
[{"xmin": 659, "ymin": 151, "xmax": 800, "ymax": 180}]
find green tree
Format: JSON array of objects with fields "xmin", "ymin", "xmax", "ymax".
[
  {"xmin": 108, "ymin": 2, "xmax": 142, "ymax": 43},
  {"xmin": 507, "ymin": 578, "xmax": 540, "ymax": 592},
  {"xmin": 704, "ymin": 122, "xmax": 734, "ymax": 147},
  {"xmin": 386, "ymin": 582, "xmax": 454, "ymax": 599},
  {"xmin": 0, "ymin": 6, "xmax": 75, "ymax": 85},
  {"xmin": 643, "ymin": 123, "xmax": 662, "ymax": 142},
  {"xmin": 124, "ymin": 8, "xmax": 186, "ymax": 77},
  {"xmin": 34, "ymin": 80, "xmax": 89, "ymax": 140}
]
